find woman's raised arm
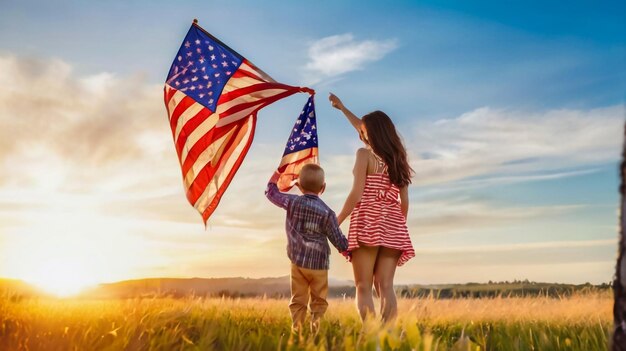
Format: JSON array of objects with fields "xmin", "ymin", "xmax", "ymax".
[{"xmin": 329, "ymin": 93, "xmax": 362, "ymax": 134}]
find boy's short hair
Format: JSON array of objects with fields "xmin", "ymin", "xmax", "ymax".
[{"xmin": 298, "ymin": 164, "xmax": 325, "ymax": 193}]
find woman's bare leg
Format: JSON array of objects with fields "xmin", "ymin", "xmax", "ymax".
[
  {"xmin": 351, "ymin": 245, "xmax": 379, "ymax": 320},
  {"xmin": 373, "ymin": 247, "xmax": 401, "ymax": 323}
]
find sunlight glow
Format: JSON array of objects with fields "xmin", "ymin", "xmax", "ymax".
[
  {"xmin": 22, "ymin": 258, "xmax": 96, "ymax": 297},
  {"xmin": 0, "ymin": 185, "xmax": 168, "ymax": 297}
]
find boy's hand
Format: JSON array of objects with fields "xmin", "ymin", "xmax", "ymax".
[
  {"xmin": 269, "ymin": 170, "xmax": 281, "ymax": 184},
  {"xmin": 328, "ymin": 93, "xmax": 344, "ymax": 110},
  {"xmin": 340, "ymin": 250, "xmax": 352, "ymax": 262}
]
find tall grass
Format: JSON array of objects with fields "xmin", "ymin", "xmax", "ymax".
[{"xmin": 0, "ymin": 292, "xmax": 612, "ymax": 350}]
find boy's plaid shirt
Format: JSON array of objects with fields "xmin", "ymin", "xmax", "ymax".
[{"xmin": 265, "ymin": 183, "xmax": 348, "ymax": 270}]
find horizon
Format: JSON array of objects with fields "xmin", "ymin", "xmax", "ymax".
[
  {"xmin": 0, "ymin": 0, "xmax": 624, "ymax": 297},
  {"xmin": 2, "ymin": 272, "xmax": 615, "ymax": 287}
]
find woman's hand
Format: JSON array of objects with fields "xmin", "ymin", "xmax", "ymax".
[
  {"xmin": 329, "ymin": 93, "xmax": 362, "ymax": 134},
  {"xmin": 328, "ymin": 93, "xmax": 344, "ymax": 110}
]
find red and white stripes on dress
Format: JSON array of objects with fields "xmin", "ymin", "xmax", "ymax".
[{"xmin": 348, "ymin": 173, "xmax": 415, "ymax": 266}]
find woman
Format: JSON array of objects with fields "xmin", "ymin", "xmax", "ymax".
[{"xmin": 329, "ymin": 93, "xmax": 415, "ymax": 322}]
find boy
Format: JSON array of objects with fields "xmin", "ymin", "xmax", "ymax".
[{"xmin": 265, "ymin": 163, "xmax": 349, "ymax": 332}]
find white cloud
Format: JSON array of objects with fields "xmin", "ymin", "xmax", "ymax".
[
  {"xmin": 410, "ymin": 105, "xmax": 624, "ymax": 186},
  {"xmin": 409, "ymin": 199, "xmax": 585, "ymax": 235},
  {"xmin": 0, "ymin": 54, "xmax": 172, "ymax": 193},
  {"xmin": 303, "ymin": 33, "xmax": 397, "ymax": 84}
]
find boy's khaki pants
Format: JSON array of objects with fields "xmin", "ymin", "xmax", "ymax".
[{"xmin": 289, "ymin": 263, "xmax": 328, "ymax": 331}]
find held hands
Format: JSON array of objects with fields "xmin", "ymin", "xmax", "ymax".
[
  {"xmin": 328, "ymin": 93, "xmax": 344, "ymax": 110},
  {"xmin": 340, "ymin": 250, "xmax": 352, "ymax": 262}
]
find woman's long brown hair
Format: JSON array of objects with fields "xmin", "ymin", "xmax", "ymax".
[{"xmin": 362, "ymin": 111, "xmax": 414, "ymax": 188}]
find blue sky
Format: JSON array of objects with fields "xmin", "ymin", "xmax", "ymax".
[{"xmin": 0, "ymin": 0, "xmax": 624, "ymax": 290}]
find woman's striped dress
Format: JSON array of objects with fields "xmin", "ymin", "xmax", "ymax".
[{"xmin": 347, "ymin": 172, "xmax": 415, "ymax": 266}]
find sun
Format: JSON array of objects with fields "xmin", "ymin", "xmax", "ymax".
[
  {"xmin": 22, "ymin": 258, "xmax": 96, "ymax": 297},
  {"xmin": 1, "ymin": 199, "xmax": 162, "ymax": 298}
]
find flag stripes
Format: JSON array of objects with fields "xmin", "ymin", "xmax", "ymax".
[{"xmin": 165, "ymin": 56, "xmax": 304, "ymax": 223}]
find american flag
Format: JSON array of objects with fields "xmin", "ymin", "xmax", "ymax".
[
  {"xmin": 276, "ymin": 95, "xmax": 319, "ymax": 192},
  {"xmin": 164, "ymin": 21, "xmax": 312, "ymax": 224}
]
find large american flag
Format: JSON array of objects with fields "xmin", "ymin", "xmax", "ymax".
[
  {"xmin": 276, "ymin": 95, "xmax": 319, "ymax": 192},
  {"xmin": 164, "ymin": 21, "xmax": 312, "ymax": 224}
]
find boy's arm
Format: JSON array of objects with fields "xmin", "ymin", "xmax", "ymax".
[
  {"xmin": 265, "ymin": 171, "xmax": 295, "ymax": 210},
  {"xmin": 325, "ymin": 211, "xmax": 349, "ymax": 254}
]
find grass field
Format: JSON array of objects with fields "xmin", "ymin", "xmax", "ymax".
[{"xmin": 0, "ymin": 292, "xmax": 612, "ymax": 350}]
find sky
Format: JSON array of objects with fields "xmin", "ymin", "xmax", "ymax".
[{"xmin": 0, "ymin": 0, "xmax": 624, "ymax": 294}]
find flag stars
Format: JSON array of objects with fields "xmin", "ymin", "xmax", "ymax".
[{"xmin": 168, "ymin": 35, "xmax": 247, "ymax": 112}]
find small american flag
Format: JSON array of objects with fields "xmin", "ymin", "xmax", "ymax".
[
  {"xmin": 276, "ymin": 95, "xmax": 319, "ymax": 191},
  {"xmin": 164, "ymin": 21, "xmax": 312, "ymax": 224}
]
